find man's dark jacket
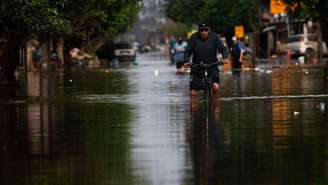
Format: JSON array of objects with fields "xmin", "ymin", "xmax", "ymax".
[{"xmin": 184, "ymin": 32, "xmax": 228, "ymax": 64}]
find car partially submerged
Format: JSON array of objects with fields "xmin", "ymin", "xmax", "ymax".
[{"xmin": 114, "ymin": 43, "xmax": 136, "ymax": 62}]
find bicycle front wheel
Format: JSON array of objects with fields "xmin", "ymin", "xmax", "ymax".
[{"xmin": 203, "ymin": 82, "xmax": 212, "ymax": 116}]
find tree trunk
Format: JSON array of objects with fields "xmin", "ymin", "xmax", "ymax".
[
  {"xmin": 26, "ymin": 39, "xmax": 37, "ymax": 72},
  {"xmin": 56, "ymin": 37, "xmax": 64, "ymax": 67},
  {"xmin": 319, "ymin": 18, "xmax": 328, "ymax": 46},
  {"xmin": 1, "ymin": 40, "xmax": 19, "ymax": 82}
]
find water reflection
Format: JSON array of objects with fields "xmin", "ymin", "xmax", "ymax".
[
  {"xmin": 215, "ymin": 66, "xmax": 328, "ymax": 185},
  {"xmin": 1, "ymin": 68, "xmax": 135, "ymax": 185},
  {"xmin": 1, "ymin": 55, "xmax": 328, "ymax": 185},
  {"xmin": 128, "ymin": 54, "xmax": 191, "ymax": 185}
]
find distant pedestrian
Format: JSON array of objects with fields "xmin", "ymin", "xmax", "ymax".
[
  {"xmin": 50, "ymin": 50, "xmax": 59, "ymax": 71},
  {"xmin": 169, "ymin": 36, "xmax": 177, "ymax": 63},
  {"xmin": 230, "ymin": 36, "xmax": 245, "ymax": 70},
  {"xmin": 32, "ymin": 45, "xmax": 42, "ymax": 68},
  {"xmin": 172, "ymin": 36, "xmax": 187, "ymax": 73},
  {"xmin": 50, "ymin": 50, "xmax": 59, "ymax": 62}
]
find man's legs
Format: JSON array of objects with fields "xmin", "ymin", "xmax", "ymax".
[
  {"xmin": 176, "ymin": 61, "xmax": 185, "ymax": 73},
  {"xmin": 190, "ymin": 90, "xmax": 198, "ymax": 112},
  {"xmin": 212, "ymin": 83, "xmax": 220, "ymax": 93},
  {"xmin": 190, "ymin": 72, "xmax": 201, "ymax": 112},
  {"xmin": 210, "ymin": 66, "xmax": 220, "ymax": 94},
  {"xmin": 191, "ymin": 83, "xmax": 221, "ymax": 112}
]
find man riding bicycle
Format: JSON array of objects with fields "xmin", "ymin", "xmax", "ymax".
[{"xmin": 184, "ymin": 23, "xmax": 229, "ymax": 99}]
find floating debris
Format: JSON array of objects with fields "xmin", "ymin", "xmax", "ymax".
[
  {"xmin": 320, "ymin": 102, "xmax": 325, "ymax": 112},
  {"xmin": 133, "ymin": 60, "xmax": 139, "ymax": 66},
  {"xmin": 154, "ymin": 69, "xmax": 159, "ymax": 77}
]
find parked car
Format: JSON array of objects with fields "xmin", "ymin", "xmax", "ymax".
[
  {"xmin": 114, "ymin": 43, "xmax": 136, "ymax": 62},
  {"xmin": 286, "ymin": 33, "xmax": 328, "ymax": 61}
]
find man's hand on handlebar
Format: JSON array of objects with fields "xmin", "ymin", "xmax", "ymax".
[
  {"xmin": 217, "ymin": 58, "xmax": 228, "ymax": 65},
  {"xmin": 184, "ymin": 60, "xmax": 228, "ymax": 68},
  {"xmin": 183, "ymin": 63, "xmax": 191, "ymax": 68}
]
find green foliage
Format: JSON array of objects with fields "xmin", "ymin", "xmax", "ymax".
[
  {"xmin": 0, "ymin": 0, "xmax": 142, "ymax": 40},
  {"xmin": 164, "ymin": 22, "xmax": 191, "ymax": 37},
  {"xmin": 63, "ymin": 0, "xmax": 142, "ymax": 41},
  {"xmin": 204, "ymin": 0, "xmax": 256, "ymax": 33},
  {"xmin": 166, "ymin": 0, "xmax": 203, "ymax": 24},
  {"xmin": 0, "ymin": 0, "xmax": 71, "ymax": 34},
  {"xmin": 166, "ymin": 0, "xmax": 257, "ymax": 35},
  {"xmin": 284, "ymin": 0, "xmax": 328, "ymax": 18}
]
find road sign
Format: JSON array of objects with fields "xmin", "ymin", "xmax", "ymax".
[
  {"xmin": 270, "ymin": 0, "xmax": 287, "ymax": 14},
  {"xmin": 187, "ymin": 29, "xmax": 197, "ymax": 38},
  {"xmin": 235, "ymin": 25, "xmax": 244, "ymax": 39}
]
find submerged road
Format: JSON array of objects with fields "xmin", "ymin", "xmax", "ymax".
[{"xmin": 1, "ymin": 52, "xmax": 328, "ymax": 185}]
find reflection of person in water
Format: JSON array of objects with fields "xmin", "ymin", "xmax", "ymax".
[
  {"xmin": 189, "ymin": 102, "xmax": 230, "ymax": 185},
  {"xmin": 190, "ymin": 96, "xmax": 221, "ymax": 119},
  {"xmin": 232, "ymin": 72, "xmax": 242, "ymax": 96}
]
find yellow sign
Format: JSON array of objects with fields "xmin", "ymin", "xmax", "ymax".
[
  {"xmin": 270, "ymin": 0, "xmax": 287, "ymax": 14},
  {"xmin": 235, "ymin": 25, "xmax": 244, "ymax": 39},
  {"xmin": 187, "ymin": 29, "xmax": 197, "ymax": 38},
  {"xmin": 187, "ymin": 32, "xmax": 193, "ymax": 39}
]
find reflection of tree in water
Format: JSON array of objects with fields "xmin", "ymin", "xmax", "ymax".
[{"xmin": 0, "ymin": 69, "xmax": 136, "ymax": 185}]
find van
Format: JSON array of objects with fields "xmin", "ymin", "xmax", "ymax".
[
  {"xmin": 286, "ymin": 33, "xmax": 328, "ymax": 60},
  {"xmin": 114, "ymin": 43, "xmax": 136, "ymax": 62}
]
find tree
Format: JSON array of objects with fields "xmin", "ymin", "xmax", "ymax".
[
  {"xmin": 161, "ymin": 22, "xmax": 191, "ymax": 38},
  {"xmin": 62, "ymin": 0, "xmax": 142, "ymax": 48},
  {"xmin": 0, "ymin": 0, "xmax": 142, "ymax": 43},
  {"xmin": 0, "ymin": 0, "xmax": 71, "ymax": 36},
  {"xmin": 1, "ymin": 0, "xmax": 70, "ymax": 81},
  {"xmin": 166, "ymin": 0, "xmax": 203, "ymax": 25},
  {"xmin": 0, "ymin": 0, "xmax": 142, "ymax": 82},
  {"xmin": 201, "ymin": 0, "xmax": 257, "ymax": 35},
  {"xmin": 166, "ymin": 0, "xmax": 257, "ymax": 37}
]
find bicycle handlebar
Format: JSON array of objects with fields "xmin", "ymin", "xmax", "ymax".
[{"xmin": 184, "ymin": 60, "xmax": 226, "ymax": 69}]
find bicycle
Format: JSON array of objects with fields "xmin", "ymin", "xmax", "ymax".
[{"xmin": 185, "ymin": 61, "xmax": 223, "ymax": 115}]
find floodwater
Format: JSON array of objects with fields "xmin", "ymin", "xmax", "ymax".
[{"xmin": 1, "ymin": 53, "xmax": 328, "ymax": 185}]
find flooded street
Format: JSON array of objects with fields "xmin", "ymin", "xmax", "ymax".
[{"xmin": 1, "ymin": 53, "xmax": 328, "ymax": 185}]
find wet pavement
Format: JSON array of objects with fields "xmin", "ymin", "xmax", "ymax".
[{"xmin": 1, "ymin": 52, "xmax": 328, "ymax": 185}]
